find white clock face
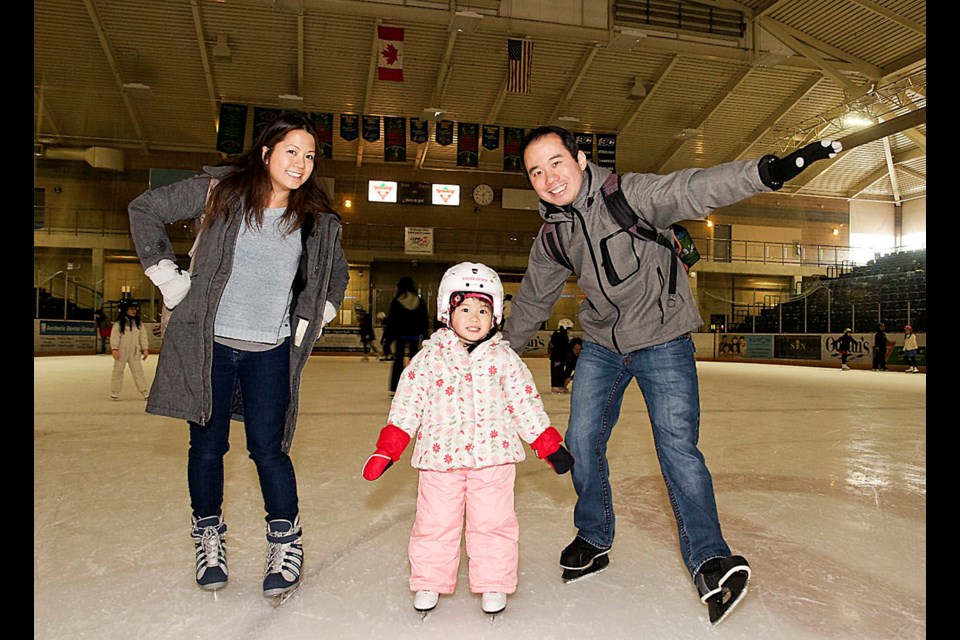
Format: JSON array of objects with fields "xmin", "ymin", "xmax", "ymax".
[{"xmin": 472, "ymin": 184, "xmax": 494, "ymax": 206}]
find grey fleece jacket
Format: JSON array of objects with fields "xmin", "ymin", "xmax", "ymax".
[
  {"xmin": 501, "ymin": 159, "xmax": 771, "ymax": 355},
  {"xmin": 128, "ymin": 165, "xmax": 349, "ymax": 452}
]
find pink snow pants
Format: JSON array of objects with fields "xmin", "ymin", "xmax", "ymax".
[{"xmin": 408, "ymin": 464, "xmax": 519, "ymax": 594}]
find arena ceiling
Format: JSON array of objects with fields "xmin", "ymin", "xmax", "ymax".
[{"xmin": 34, "ymin": 0, "xmax": 926, "ymax": 203}]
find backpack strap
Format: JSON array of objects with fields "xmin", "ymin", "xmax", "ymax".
[{"xmin": 541, "ymin": 222, "xmax": 574, "ymax": 271}]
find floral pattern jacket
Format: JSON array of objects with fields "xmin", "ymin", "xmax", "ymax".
[{"xmin": 387, "ymin": 328, "xmax": 553, "ymax": 471}]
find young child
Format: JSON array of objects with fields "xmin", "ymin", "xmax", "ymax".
[{"xmin": 362, "ymin": 261, "xmax": 574, "ymax": 616}]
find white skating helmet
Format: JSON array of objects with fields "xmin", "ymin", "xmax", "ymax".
[
  {"xmin": 558, "ymin": 318, "xmax": 574, "ymax": 330},
  {"xmin": 437, "ymin": 262, "xmax": 504, "ymax": 325}
]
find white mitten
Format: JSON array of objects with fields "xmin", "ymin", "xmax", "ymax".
[
  {"xmin": 145, "ymin": 259, "xmax": 192, "ymax": 309},
  {"xmin": 322, "ymin": 300, "xmax": 338, "ymax": 325}
]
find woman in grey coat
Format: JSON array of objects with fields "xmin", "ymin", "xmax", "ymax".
[{"xmin": 128, "ymin": 112, "xmax": 349, "ymax": 601}]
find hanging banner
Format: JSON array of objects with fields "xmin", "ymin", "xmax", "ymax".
[
  {"xmin": 362, "ymin": 115, "xmax": 381, "ymax": 142},
  {"xmin": 503, "ymin": 126, "xmax": 524, "ymax": 172},
  {"xmin": 482, "ymin": 125, "xmax": 500, "ymax": 151},
  {"xmin": 216, "ymin": 103, "xmax": 248, "ymax": 155},
  {"xmin": 597, "ymin": 133, "xmax": 617, "ymax": 171},
  {"xmin": 384, "ymin": 116, "xmax": 407, "ymax": 162},
  {"xmin": 435, "ymin": 120, "xmax": 454, "ymax": 146},
  {"xmin": 252, "ymin": 107, "xmax": 281, "ymax": 143},
  {"xmin": 575, "ymin": 132, "xmax": 594, "ymax": 163},
  {"xmin": 340, "ymin": 114, "xmax": 359, "ymax": 141},
  {"xmin": 311, "ymin": 112, "xmax": 333, "ymax": 159},
  {"xmin": 457, "ymin": 122, "xmax": 479, "ymax": 168},
  {"xmin": 410, "ymin": 118, "xmax": 428, "ymax": 144}
]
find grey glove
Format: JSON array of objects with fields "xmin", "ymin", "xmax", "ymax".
[{"xmin": 758, "ymin": 140, "xmax": 842, "ymax": 190}]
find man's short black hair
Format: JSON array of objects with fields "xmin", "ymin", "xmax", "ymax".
[{"xmin": 519, "ymin": 126, "xmax": 580, "ymax": 174}]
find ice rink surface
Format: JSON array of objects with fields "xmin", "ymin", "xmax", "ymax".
[{"xmin": 35, "ymin": 354, "xmax": 925, "ymax": 639}]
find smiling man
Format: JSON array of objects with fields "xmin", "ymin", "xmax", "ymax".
[{"xmin": 501, "ymin": 125, "xmax": 840, "ymax": 625}]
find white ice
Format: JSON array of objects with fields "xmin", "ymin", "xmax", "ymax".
[{"xmin": 35, "ymin": 355, "xmax": 925, "ymax": 639}]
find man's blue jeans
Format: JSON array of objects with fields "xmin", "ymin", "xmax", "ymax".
[
  {"xmin": 566, "ymin": 335, "xmax": 730, "ymax": 579},
  {"xmin": 187, "ymin": 340, "xmax": 298, "ymax": 523}
]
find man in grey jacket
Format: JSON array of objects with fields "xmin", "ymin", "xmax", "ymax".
[{"xmin": 501, "ymin": 125, "xmax": 840, "ymax": 625}]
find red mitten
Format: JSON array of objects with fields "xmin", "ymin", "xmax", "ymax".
[
  {"xmin": 531, "ymin": 427, "xmax": 574, "ymax": 474},
  {"xmin": 362, "ymin": 424, "xmax": 412, "ymax": 481}
]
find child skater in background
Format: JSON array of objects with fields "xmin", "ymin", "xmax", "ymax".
[
  {"xmin": 362, "ymin": 262, "xmax": 574, "ymax": 616},
  {"xmin": 109, "ymin": 300, "xmax": 151, "ymax": 400}
]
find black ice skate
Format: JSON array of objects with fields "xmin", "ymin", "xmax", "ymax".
[
  {"xmin": 695, "ymin": 555, "xmax": 751, "ymax": 625},
  {"xmin": 262, "ymin": 516, "xmax": 304, "ymax": 607},
  {"xmin": 560, "ymin": 536, "xmax": 610, "ymax": 583},
  {"xmin": 191, "ymin": 514, "xmax": 228, "ymax": 592}
]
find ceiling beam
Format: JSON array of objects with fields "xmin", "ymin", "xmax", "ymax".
[
  {"xmin": 617, "ymin": 55, "xmax": 679, "ymax": 133},
  {"xmin": 34, "ymin": 86, "xmax": 64, "ymax": 145},
  {"xmin": 654, "ymin": 65, "xmax": 752, "ymax": 172},
  {"xmin": 882, "ymin": 136, "xmax": 902, "ymax": 203},
  {"xmin": 356, "ymin": 20, "xmax": 381, "ymax": 168},
  {"xmin": 881, "ymin": 49, "xmax": 925, "ymax": 78},
  {"xmin": 417, "ymin": 29, "xmax": 459, "ymax": 170},
  {"xmin": 188, "ymin": 0, "xmax": 221, "ymax": 134},
  {"xmin": 759, "ymin": 17, "xmax": 861, "ymax": 95},
  {"xmin": 82, "ymin": 0, "xmax": 150, "ymax": 154},
  {"xmin": 897, "ymin": 165, "xmax": 925, "ymax": 181},
  {"xmin": 763, "ymin": 19, "xmax": 881, "ymax": 80},
  {"xmin": 548, "ymin": 43, "xmax": 601, "ymax": 124},
  {"xmin": 476, "ymin": 77, "xmax": 509, "ymax": 167},
  {"xmin": 726, "ymin": 73, "xmax": 822, "ymax": 162},
  {"xmin": 848, "ymin": 0, "xmax": 925, "ymax": 37},
  {"xmin": 790, "ymin": 107, "xmax": 925, "ymax": 193}
]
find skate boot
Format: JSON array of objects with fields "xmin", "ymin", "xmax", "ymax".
[
  {"xmin": 191, "ymin": 514, "xmax": 228, "ymax": 591},
  {"xmin": 695, "ymin": 555, "xmax": 751, "ymax": 625},
  {"xmin": 262, "ymin": 516, "xmax": 303, "ymax": 604},
  {"xmin": 413, "ymin": 590, "xmax": 439, "ymax": 612},
  {"xmin": 482, "ymin": 592, "xmax": 507, "ymax": 615},
  {"xmin": 560, "ymin": 536, "xmax": 610, "ymax": 583}
]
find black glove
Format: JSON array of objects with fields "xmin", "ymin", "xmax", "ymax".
[
  {"xmin": 546, "ymin": 445, "xmax": 574, "ymax": 475},
  {"xmin": 758, "ymin": 140, "xmax": 842, "ymax": 190}
]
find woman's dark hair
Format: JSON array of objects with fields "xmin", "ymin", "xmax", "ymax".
[
  {"xmin": 117, "ymin": 302, "xmax": 142, "ymax": 334},
  {"xmin": 205, "ymin": 111, "xmax": 338, "ymax": 231},
  {"xmin": 519, "ymin": 125, "xmax": 580, "ymax": 173},
  {"xmin": 396, "ymin": 276, "xmax": 417, "ymax": 295}
]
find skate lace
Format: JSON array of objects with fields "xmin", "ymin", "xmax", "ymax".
[
  {"xmin": 200, "ymin": 527, "xmax": 223, "ymax": 567},
  {"xmin": 265, "ymin": 541, "xmax": 289, "ymax": 574}
]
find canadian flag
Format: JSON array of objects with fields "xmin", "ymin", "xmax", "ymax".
[{"xmin": 377, "ymin": 25, "xmax": 404, "ymax": 82}]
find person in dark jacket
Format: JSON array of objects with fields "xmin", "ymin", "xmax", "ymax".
[
  {"xmin": 548, "ymin": 319, "xmax": 572, "ymax": 393},
  {"xmin": 384, "ymin": 276, "xmax": 429, "ymax": 393},
  {"xmin": 872, "ymin": 323, "xmax": 888, "ymax": 371},
  {"xmin": 128, "ymin": 112, "xmax": 349, "ymax": 600},
  {"xmin": 357, "ymin": 304, "xmax": 376, "ymax": 360},
  {"xmin": 837, "ymin": 328, "xmax": 855, "ymax": 370},
  {"xmin": 501, "ymin": 125, "xmax": 841, "ymax": 625}
]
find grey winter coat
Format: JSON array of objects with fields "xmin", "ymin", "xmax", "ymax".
[
  {"xmin": 502, "ymin": 160, "xmax": 770, "ymax": 355},
  {"xmin": 128, "ymin": 165, "xmax": 349, "ymax": 452}
]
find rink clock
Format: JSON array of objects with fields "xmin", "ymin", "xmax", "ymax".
[{"xmin": 472, "ymin": 184, "xmax": 495, "ymax": 207}]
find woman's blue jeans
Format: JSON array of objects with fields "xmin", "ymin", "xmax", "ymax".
[
  {"xmin": 188, "ymin": 340, "xmax": 298, "ymax": 523},
  {"xmin": 566, "ymin": 335, "xmax": 730, "ymax": 579}
]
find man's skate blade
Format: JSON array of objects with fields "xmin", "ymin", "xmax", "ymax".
[
  {"xmin": 267, "ymin": 581, "xmax": 302, "ymax": 607},
  {"xmin": 707, "ymin": 574, "xmax": 748, "ymax": 625},
  {"xmin": 562, "ymin": 554, "xmax": 610, "ymax": 583}
]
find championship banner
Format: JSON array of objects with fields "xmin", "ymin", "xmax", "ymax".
[
  {"xmin": 252, "ymin": 107, "xmax": 281, "ymax": 143},
  {"xmin": 596, "ymin": 133, "xmax": 617, "ymax": 171},
  {"xmin": 410, "ymin": 118, "xmax": 428, "ymax": 144},
  {"xmin": 482, "ymin": 124, "xmax": 500, "ymax": 151},
  {"xmin": 216, "ymin": 103, "xmax": 247, "ymax": 155},
  {"xmin": 311, "ymin": 112, "xmax": 333, "ymax": 159},
  {"xmin": 435, "ymin": 120, "xmax": 454, "ymax": 146},
  {"xmin": 384, "ymin": 116, "xmax": 406, "ymax": 162},
  {"xmin": 362, "ymin": 115, "xmax": 381, "ymax": 142},
  {"xmin": 503, "ymin": 126, "xmax": 524, "ymax": 172},
  {"xmin": 457, "ymin": 122, "xmax": 479, "ymax": 167},
  {"xmin": 340, "ymin": 114, "xmax": 359, "ymax": 141},
  {"xmin": 575, "ymin": 132, "xmax": 594, "ymax": 163}
]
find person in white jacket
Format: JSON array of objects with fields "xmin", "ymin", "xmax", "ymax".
[
  {"xmin": 362, "ymin": 262, "xmax": 574, "ymax": 617},
  {"xmin": 109, "ymin": 301, "xmax": 151, "ymax": 400}
]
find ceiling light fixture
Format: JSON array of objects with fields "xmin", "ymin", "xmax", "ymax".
[
  {"xmin": 213, "ymin": 34, "xmax": 232, "ymax": 61},
  {"xmin": 451, "ymin": 10, "xmax": 483, "ymax": 34}
]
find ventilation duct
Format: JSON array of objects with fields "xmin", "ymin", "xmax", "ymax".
[{"xmin": 44, "ymin": 146, "xmax": 125, "ymax": 172}]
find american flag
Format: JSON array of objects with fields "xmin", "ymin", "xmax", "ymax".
[{"xmin": 507, "ymin": 38, "xmax": 532, "ymax": 94}]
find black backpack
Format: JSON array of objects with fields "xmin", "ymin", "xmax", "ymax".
[{"xmin": 541, "ymin": 172, "xmax": 700, "ymax": 307}]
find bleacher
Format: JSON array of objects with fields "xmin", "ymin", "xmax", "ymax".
[{"xmin": 730, "ymin": 249, "xmax": 926, "ymax": 333}]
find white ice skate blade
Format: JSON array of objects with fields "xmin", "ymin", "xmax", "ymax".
[{"xmin": 268, "ymin": 580, "xmax": 302, "ymax": 608}]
